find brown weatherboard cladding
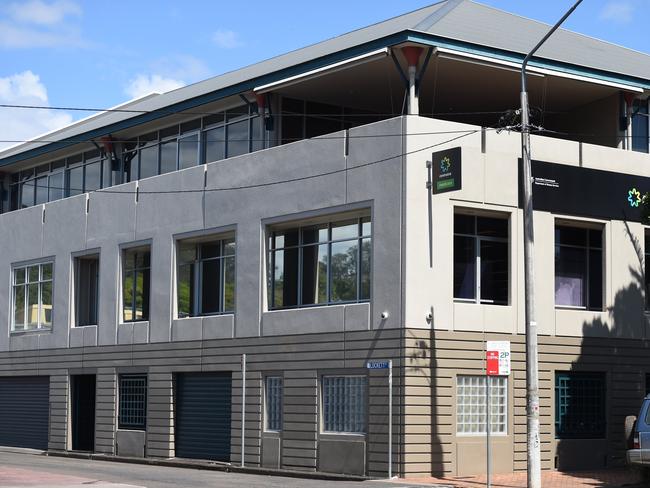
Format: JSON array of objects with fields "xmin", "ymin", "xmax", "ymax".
[
  {"xmin": 2, "ymin": 327, "xmax": 647, "ymax": 476},
  {"xmin": 0, "ymin": 329, "xmax": 402, "ymax": 477}
]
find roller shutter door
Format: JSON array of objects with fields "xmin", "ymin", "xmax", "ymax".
[
  {"xmin": 0, "ymin": 376, "xmax": 50, "ymax": 449},
  {"xmin": 175, "ymin": 372, "xmax": 232, "ymax": 461}
]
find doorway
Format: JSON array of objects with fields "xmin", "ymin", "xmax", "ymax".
[{"xmin": 71, "ymin": 375, "xmax": 96, "ymax": 451}]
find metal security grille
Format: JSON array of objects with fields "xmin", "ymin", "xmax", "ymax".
[
  {"xmin": 322, "ymin": 376, "xmax": 366, "ymax": 434},
  {"xmin": 118, "ymin": 374, "xmax": 147, "ymax": 430},
  {"xmin": 555, "ymin": 372, "xmax": 606, "ymax": 439},
  {"xmin": 265, "ymin": 376, "xmax": 283, "ymax": 432},
  {"xmin": 456, "ymin": 376, "xmax": 507, "ymax": 435}
]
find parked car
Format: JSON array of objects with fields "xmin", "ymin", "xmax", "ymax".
[{"xmin": 626, "ymin": 396, "xmax": 650, "ymax": 477}]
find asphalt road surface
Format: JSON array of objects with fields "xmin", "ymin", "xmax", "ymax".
[{"xmin": 0, "ymin": 450, "xmax": 426, "ymax": 488}]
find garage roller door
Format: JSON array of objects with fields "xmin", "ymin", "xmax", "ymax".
[
  {"xmin": 175, "ymin": 373, "xmax": 232, "ymax": 461},
  {"xmin": 0, "ymin": 376, "xmax": 50, "ymax": 449}
]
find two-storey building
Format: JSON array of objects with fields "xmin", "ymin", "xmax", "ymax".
[{"xmin": 0, "ymin": 0, "xmax": 649, "ymax": 478}]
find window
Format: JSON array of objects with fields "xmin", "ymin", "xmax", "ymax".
[
  {"xmin": 632, "ymin": 98, "xmax": 649, "ymax": 154},
  {"xmin": 74, "ymin": 254, "xmax": 99, "ymax": 326},
  {"xmin": 456, "ymin": 376, "xmax": 507, "ymax": 435},
  {"xmin": 646, "ymin": 231, "xmax": 650, "ymax": 311},
  {"xmin": 176, "ymin": 236, "xmax": 235, "ymax": 317},
  {"xmin": 118, "ymin": 374, "xmax": 147, "ymax": 430},
  {"xmin": 555, "ymin": 372, "xmax": 606, "ymax": 439},
  {"xmin": 322, "ymin": 376, "xmax": 366, "ymax": 434},
  {"xmin": 265, "ymin": 376, "xmax": 283, "ymax": 432},
  {"xmin": 12, "ymin": 262, "xmax": 53, "ymax": 331},
  {"xmin": 123, "ymin": 247, "xmax": 150, "ymax": 322},
  {"xmin": 454, "ymin": 213, "xmax": 509, "ymax": 305},
  {"xmin": 268, "ymin": 216, "xmax": 371, "ymax": 309},
  {"xmin": 555, "ymin": 224, "xmax": 603, "ymax": 310}
]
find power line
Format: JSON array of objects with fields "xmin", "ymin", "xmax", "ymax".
[{"xmin": 16, "ymin": 129, "xmax": 480, "ymax": 197}]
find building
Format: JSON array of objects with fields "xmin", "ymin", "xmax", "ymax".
[{"xmin": 0, "ymin": 0, "xmax": 649, "ymax": 478}]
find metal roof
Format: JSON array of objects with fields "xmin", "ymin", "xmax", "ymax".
[{"xmin": 1, "ymin": 0, "xmax": 648, "ymax": 164}]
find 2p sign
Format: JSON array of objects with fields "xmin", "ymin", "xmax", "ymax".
[{"xmin": 486, "ymin": 341, "xmax": 511, "ymax": 376}]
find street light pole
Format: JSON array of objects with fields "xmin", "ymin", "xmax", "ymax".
[{"xmin": 520, "ymin": 3, "xmax": 582, "ymax": 487}]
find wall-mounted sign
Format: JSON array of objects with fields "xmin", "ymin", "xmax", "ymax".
[
  {"xmin": 518, "ymin": 159, "xmax": 650, "ymax": 222},
  {"xmin": 366, "ymin": 360, "xmax": 390, "ymax": 370},
  {"xmin": 486, "ymin": 341, "xmax": 511, "ymax": 376},
  {"xmin": 432, "ymin": 147, "xmax": 462, "ymax": 194}
]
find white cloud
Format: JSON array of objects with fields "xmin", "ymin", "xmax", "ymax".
[
  {"xmin": 150, "ymin": 54, "xmax": 211, "ymax": 82},
  {"xmin": 0, "ymin": 71, "xmax": 73, "ymax": 151},
  {"xmin": 599, "ymin": 1, "xmax": 634, "ymax": 23},
  {"xmin": 6, "ymin": 0, "xmax": 81, "ymax": 25},
  {"xmin": 212, "ymin": 29, "xmax": 243, "ymax": 49},
  {"xmin": 124, "ymin": 74, "xmax": 186, "ymax": 99},
  {"xmin": 0, "ymin": 0, "xmax": 85, "ymax": 49}
]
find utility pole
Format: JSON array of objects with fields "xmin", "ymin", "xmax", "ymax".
[{"xmin": 520, "ymin": 2, "xmax": 582, "ymax": 487}]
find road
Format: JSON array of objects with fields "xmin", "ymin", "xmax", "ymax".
[{"xmin": 0, "ymin": 450, "xmax": 425, "ymax": 488}]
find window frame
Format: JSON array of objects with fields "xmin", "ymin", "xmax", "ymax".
[
  {"xmin": 175, "ymin": 234, "xmax": 236, "ymax": 318},
  {"xmin": 554, "ymin": 222, "xmax": 604, "ymax": 311},
  {"xmin": 73, "ymin": 253, "xmax": 100, "ymax": 327},
  {"xmin": 456, "ymin": 375, "xmax": 508, "ymax": 436},
  {"xmin": 122, "ymin": 245, "xmax": 151, "ymax": 323},
  {"xmin": 11, "ymin": 261, "xmax": 54, "ymax": 332},
  {"xmin": 554, "ymin": 371, "xmax": 606, "ymax": 440},
  {"xmin": 453, "ymin": 211, "xmax": 510, "ymax": 306},
  {"xmin": 267, "ymin": 215, "xmax": 371, "ymax": 310},
  {"xmin": 320, "ymin": 375, "xmax": 367, "ymax": 435},
  {"xmin": 264, "ymin": 375, "xmax": 283, "ymax": 433},
  {"xmin": 118, "ymin": 374, "xmax": 148, "ymax": 431}
]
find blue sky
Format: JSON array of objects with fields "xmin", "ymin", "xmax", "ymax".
[{"xmin": 0, "ymin": 0, "xmax": 648, "ymax": 149}]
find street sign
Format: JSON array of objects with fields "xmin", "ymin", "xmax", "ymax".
[
  {"xmin": 367, "ymin": 360, "xmax": 390, "ymax": 369},
  {"xmin": 486, "ymin": 341, "xmax": 511, "ymax": 376}
]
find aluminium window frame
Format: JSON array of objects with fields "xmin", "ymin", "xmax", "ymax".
[
  {"xmin": 453, "ymin": 212, "xmax": 510, "ymax": 306},
  {"xmin": 117, "ymin": 373, "xmax": 148, "ymax": 431},
  {"xmin": 267, "ymin": 216, "xmax": 371, "ymax": 310},
  {"xmin": 72, "ymin": 252, "xmax": 100, "ymax": 327},
  {"xmin": 11, "ymin": 260, "xmax": 55, "ymax": 332},
  {"xmin": 121, "ymin": 245, "xmax": 152, "ymax": 323},
  {"xmin": 554, "ymin": 222, "xmax": 604, "ymax": 311},
  {"xmin": 175, "ymin": 235, "xmax": 236, "ymax": 318}
]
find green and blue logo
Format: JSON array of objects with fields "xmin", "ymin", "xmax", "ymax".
[
  {"xmin": 628, "ymin": 188, "xmax": 642, "ymax": 208},
  {"xmin": 440, "ymin": 156, "xmax": 451, "ymax": 174}
]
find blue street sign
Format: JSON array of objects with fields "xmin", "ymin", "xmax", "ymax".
[{"xmin": 367, "ymin": 360, "xmax": 390, "ymax": 369}]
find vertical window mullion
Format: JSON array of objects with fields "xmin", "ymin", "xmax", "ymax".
[
  {"xmin": 475, "ymin": 236, "xmax": 481, "ymax": 304},
  {"xmin": 356, "ymin": 219, "xmax": 362, "ymax": 301},
  {"xmin": 194, "ymin": 247, "xmax": 201, "ymax": 316}
]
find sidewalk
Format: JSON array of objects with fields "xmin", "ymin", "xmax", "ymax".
[{"xmin": 396, "ymin": 468, "xmax": 645, "ymax": 488}]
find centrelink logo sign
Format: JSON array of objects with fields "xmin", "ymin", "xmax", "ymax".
[{"xmin": 432, "ymin": 147, "xmax": 462, "ymax": 194}]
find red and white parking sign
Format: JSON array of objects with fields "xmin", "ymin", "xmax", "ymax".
[{"xmin": 486, "ymin": 341, "xmax": 511, "ymax": 376}]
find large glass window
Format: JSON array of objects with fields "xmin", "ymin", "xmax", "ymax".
[
  {"xmin": 322, "ymin": 376, "xmax": 366, "ymax": 434},
  {"xmin": 456, "ymin": 376, "xmax": 507, "ymax": 435},
  {"xmin": 12, "ymin": 262, "xmax": 53, "ymax": 331},
  {"xmin": 268, "ymin": 216, "xmax": 371, "ymax": 309},
  {"xmin": 118, "ymin": 374, "xmax": 147, "ymax": 431},
  {"xmin": 555, "ymin": 372, "xmax": 606, "ymax": 439},
  {"xmin": 176, "ymin": 236, "xmax": 235, "ymax": 317},
  {"xmin": 555, "ymin": 224, "xmax": 603, "ymax": 310},
  {"xmin": 632, "ymin": 98, "xmax": 649, "ymax": 154},
  {"xmin": 454, "ymin": 213, "xmax": 509, "ymax": 305},
  {"xmin": 646, "ymin": 230, "xmax": 650, "ymax": 311},
  {"xmin": 74, "ymin": 254, "xmax": 99, "ymax": 327},
  {"xmin": 123, "ymin": 247, "xmax": 151, "ymax": 322},
  {"xmin": 265, "ymin": 376, "xmax": 283, "ymax": 432}
]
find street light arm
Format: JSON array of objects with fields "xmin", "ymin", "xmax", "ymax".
[{"xmin": 521, "ymin": 0, "xmax": 583, "ymax": 95}]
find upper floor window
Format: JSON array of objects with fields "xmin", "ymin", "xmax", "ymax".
[
  {"xmin": 454, "ymin": 212, "xmax": 509, "ymax": 305},
  {"xmin": 176, "ymin": 236, "xmax": 235, "ymax": 317},
  {"xmin": 632, "ymin": 98, "xmax": 649, "ymax": 154},
  {"xmin": 555, "ymin": 224, "xmax": 603, "ymax": 310},
  {"xmin": 73, "ymin": 254, "xmax": 99, "ymax": 327},
  {"xmin": 12, "ymin": 262, "xmax": 53, "ymax": 331},
  {"xmin": 268, "ymin": 215, "xmax": 371, "ymax": 310},
  {"xmin": 122, "ymin": 246, "xmax": 151, "ymax": 322},
  {"xmin": 646, "ymin": 230, "xmax": 650, "ymax": 311}
]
